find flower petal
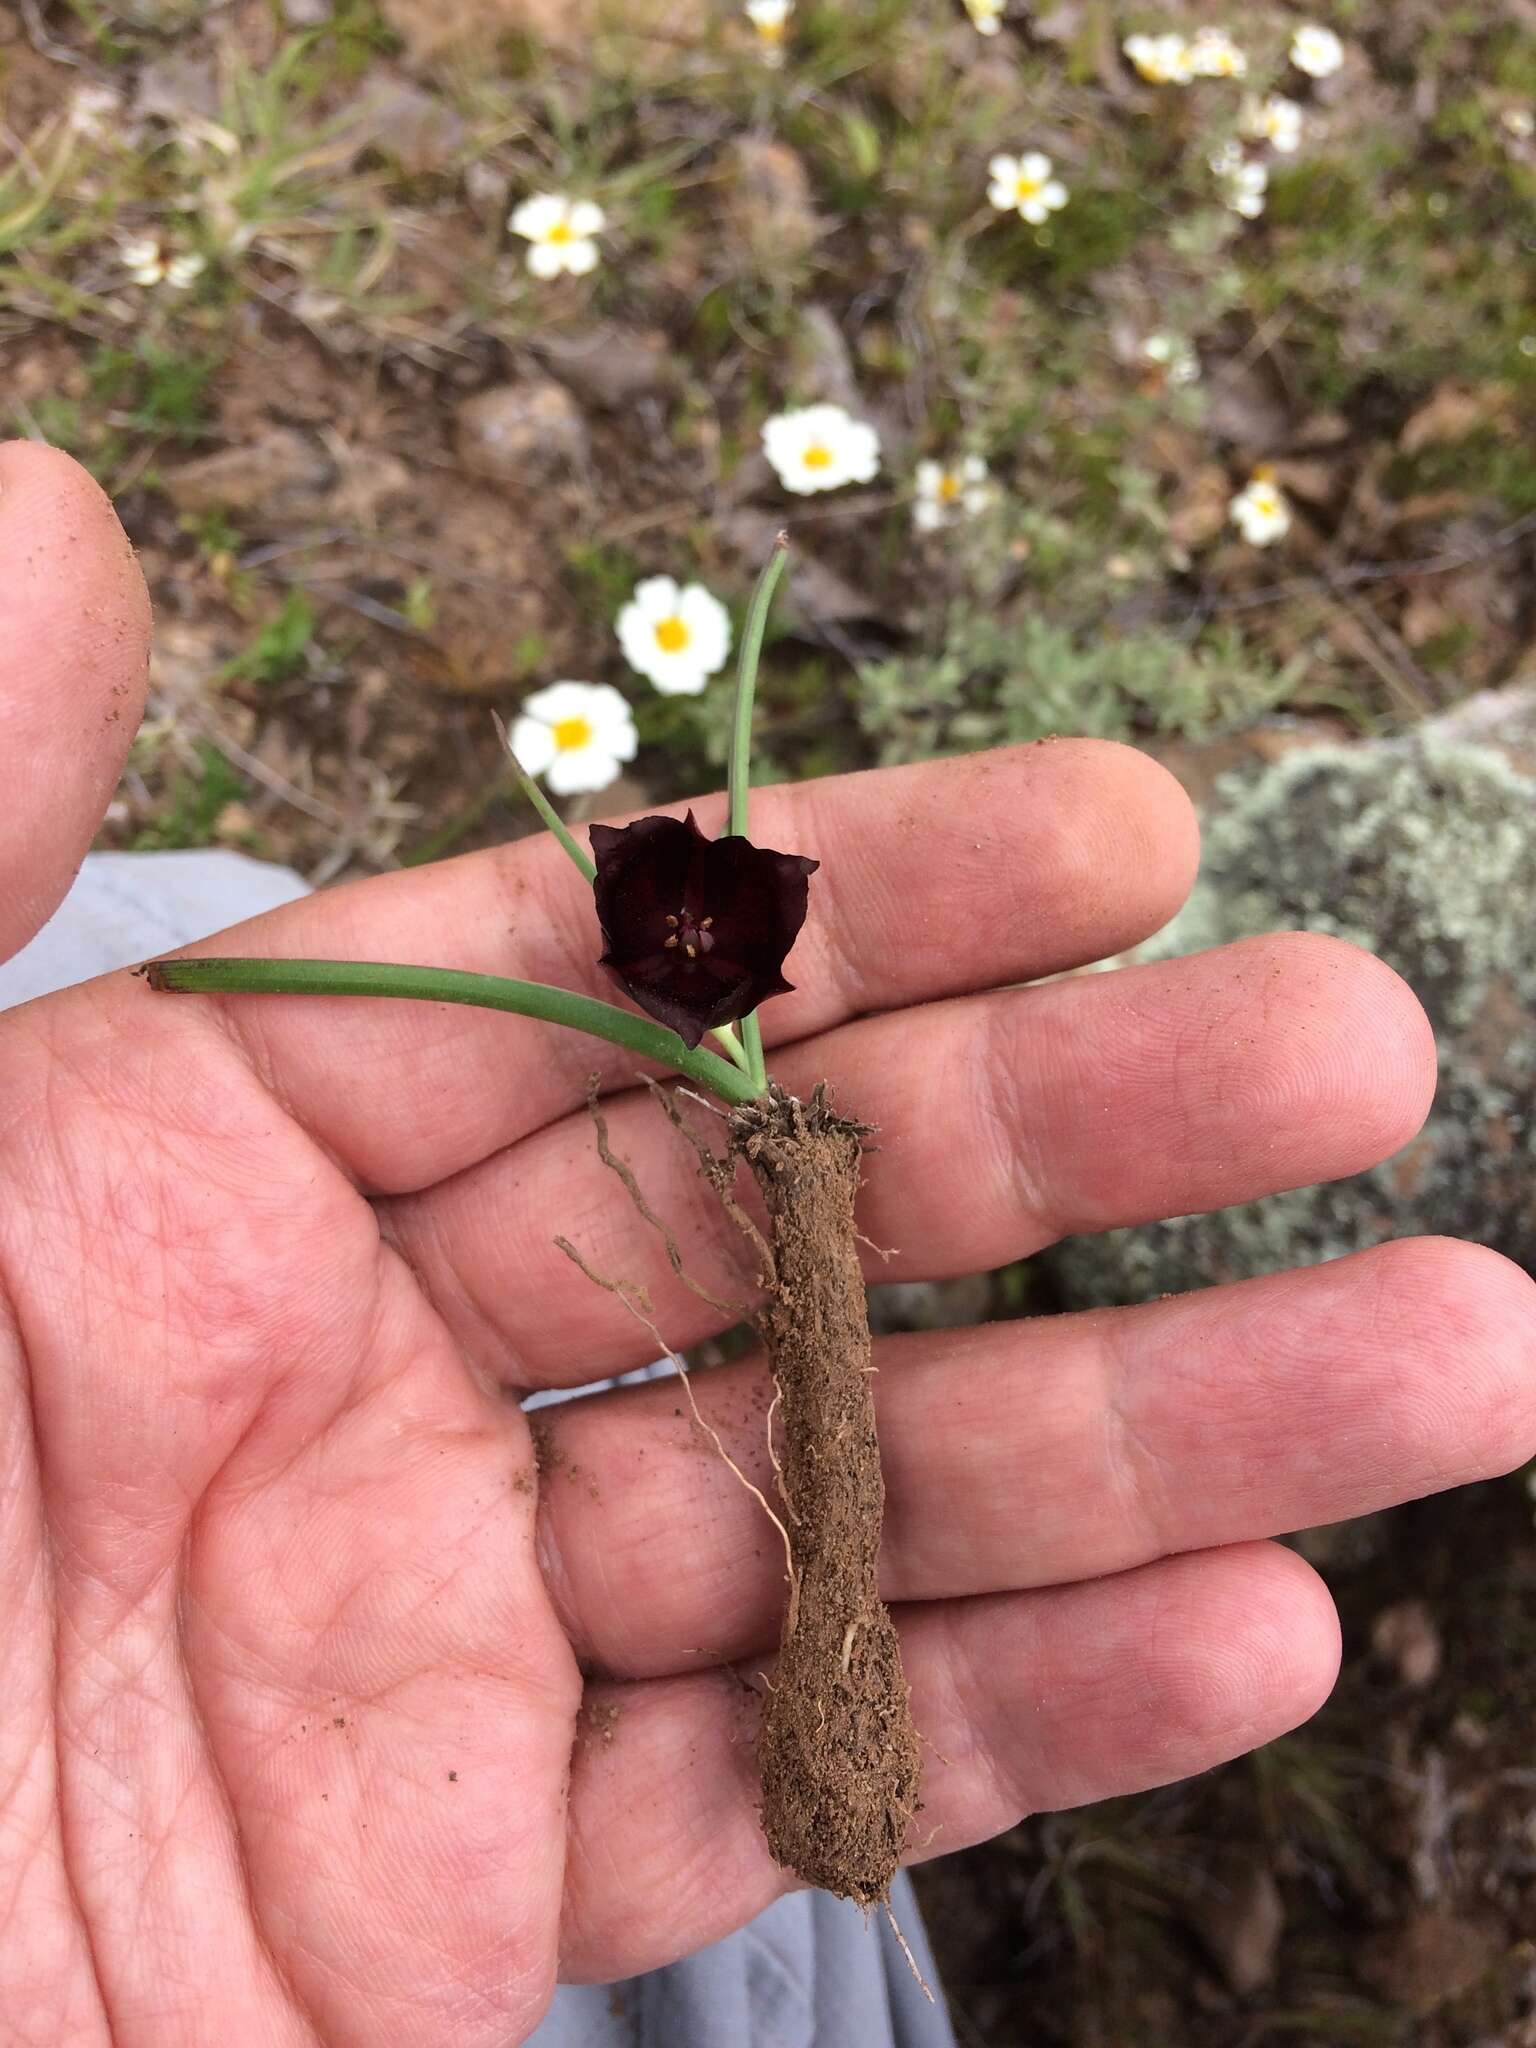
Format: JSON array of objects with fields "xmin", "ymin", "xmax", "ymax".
[
  {"xmin": 508, "ymin": 714, "xmax": 558, "ymax": 777},
  {"xmin": 633, "ymin": 576, "xmax": 682, "ymax": 620},
  {"xmin": 522, "ymin": 679, "xmax": 603, "ymax": 724},
  {"xmin": 527, "ymin": 240, "xmax": 568, "ymax": 279},
  {"xmin": 678, "ymin": 585, "xmax": 732, "ymax": 672},
  {"xmin": 567, "ymin": 200, "xmax": 606, "ymax": 238},
  {"xmin": 547, "ymin": 745, "xmax": 622, "ymax": 796},
  {"xmin": 510, "ymin": 193, "xmax": 566, "ymax": 240}
]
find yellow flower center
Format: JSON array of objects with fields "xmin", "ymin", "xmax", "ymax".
[
  {"xmin": 546, "ymin": 220, "xmax": 574, "ymax": 245},
  {"xmin": 937, "ymin": 472, "xmax": 961, "ymax": 502},
  {"xmin": 654, "ymin": 616, "xmax": 691, "ymax": 654},
  {"xmin": 552, "ymin": 715, "xmax": 594, "ymax": 752},
  {"xmin": 756, "ymin": 16, "xmax": 785, "ymax": 37},
  {"xmin": 802, "ymin": 442, "xmax": 833, "ymax": 470},
  {"xmin": 1015, "ymin": 175, "xmax": 1042, "ymax": 202}
]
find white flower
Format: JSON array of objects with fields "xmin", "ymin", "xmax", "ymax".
[
  {"xmin": 1230, "ymin": 473, "xmax": 1291, "ymax": 546},
  {"xmin": 1188, "ymin": 26, "xmax": 1247, "ymax": 78},
  {"xmin": 963, "ymin": 0, "xmax": 1005, "ymax": 33},
  {"xmin": 913, "ymin": 456, "xmax": 991, "ymax": 533},
  {"xmin": 508, "ymin": 681, "xmax": 638, "ymax": 796},
  {"xmin": 68, "ymin": 83, "xmax": 122, "ymax": 141},
  {"xmin": 761, "ymin": 403, "xmax": 881, "ymax": 495},
  {"xmin": 617, "ymin": 577, "xmax": 732, "ymax": 696},
  {"xmin": 1215, "ymin": 153, "xmax": 1269, "ymax": 217},
  {"xmin": 1142, "ymin": 333, "xmax": 1199, "ymax": 385},
  {"xmin": 1290, "ymin": 24, "xmax": 1345, "ymax": 78},
  {"xmin": 987, "ymin": 151, "xmax": 1070, "ymax": 225},
  {"xmin": 120, "ymin": 236, "xmax": 204, "ymax": 288},
  {"xmin": 1123, "ymin": 32, "xmax": 1194, "ymax": 85},
  {"xmin": 746, "ymin": 0, "xmax": 791, "ymax": 58},
  {"xmin": 1241, "ymin": 93, "xmax": 1305, "ymax": 153},
  {"xmin": 509, "ymin": 194, "xmax": 605, "ymax": 279}
]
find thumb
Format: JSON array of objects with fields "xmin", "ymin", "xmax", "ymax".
[{"xmin": 0, "ymin": 440, "xmax": 152, "ymax": 963}]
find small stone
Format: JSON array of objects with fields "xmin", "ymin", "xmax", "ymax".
[
  {"xmin": 1357, "ymin": 1912, "xmax": 1498, "ymax": 2016},
  {"xmin": 352, "ymin": 79, "xmax": 466, "ymax": 175},
  {"xmin": 164, "ymin": 429, "xmax": 334, "ymax": 520},
  {"xmin": 1371, "ymin": 1599, "xmax": 1443, "ymax": 1689},
  {"xmin": 532, "ymin": 325, "xmax": 675, "ymax": 411},
  {"xmin": 725, "ymin": 138, "xmax": 822, "ymax": 265},
  {"xmin": 453, "ymin": 379, "xmax": 589, "ymax": 486},
  {"xmin": 1183, "ymin": 1853, "xmax": 1284, "ymax": 1995}
]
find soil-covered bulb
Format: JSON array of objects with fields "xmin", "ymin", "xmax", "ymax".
[{"xmin": 590, "ymin": 811, "xmax": 818, "ymax": 1048}]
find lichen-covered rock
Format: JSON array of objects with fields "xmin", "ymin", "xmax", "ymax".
[{"xmin": 1048, "ymin": 703, "xmax": 1536, "ymax": 1306}]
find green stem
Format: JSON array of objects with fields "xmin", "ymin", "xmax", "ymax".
[
  {"xmin": 728, "ymin": 535, "xmax": 789, "ymax": 1096},
  {"xmin": 140, "ymin": 957, "xmax": 761, "ymax": 1105},
  {"xmin": 727, "ymin": 534, "xmax": 790, "ymax": 840},
  {"xmin": 493, "ymin": 713, "xmax": 598, "ymax": 882}
]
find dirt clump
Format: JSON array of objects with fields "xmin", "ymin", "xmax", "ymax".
[{"xmin": 730, "ymin": 1085, "xmax": 920, "ymax": 1906}]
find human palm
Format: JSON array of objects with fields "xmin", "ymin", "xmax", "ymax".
[{"xmin": 4, "ymin": 443, "xmax": 1534, "ymax": 2047}]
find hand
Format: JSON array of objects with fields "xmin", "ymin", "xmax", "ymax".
[{"xmin": 4, "ymin": 447, "xmax": 1533, "ymax": 2048}]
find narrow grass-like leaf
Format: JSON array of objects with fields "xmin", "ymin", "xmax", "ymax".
[{"xmin": 140, "ymin": 956, "xmax": 761, "ymax": 1104}]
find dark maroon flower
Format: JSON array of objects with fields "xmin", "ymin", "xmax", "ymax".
[{"xmin": 590, "ymin": 811, "xmax": 818, "ymax": 1049}]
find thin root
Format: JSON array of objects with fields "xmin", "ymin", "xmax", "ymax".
[
  {"xmin": 553, "ymin": 1235, "xmax": 800, "ymax": 1638},
  {"xmin": 882, "ymin": 1900, "xmax": 935, "ymax": 2003},
  {"xmin": 764, "ymin": 1388, "xmax": 799, "ymax": 1524},
  {"xmin": 645, "ymin": 1077, "xmax": 777, "ymax": 1290},
  {"xmin": 582, "ymin": 1079, "xmax": 747, "ymax": 1318}
]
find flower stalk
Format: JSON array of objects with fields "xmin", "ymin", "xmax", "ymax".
[{"xmin": 728, "ymin": 535, "xmax": 790, "ymax": 1093}]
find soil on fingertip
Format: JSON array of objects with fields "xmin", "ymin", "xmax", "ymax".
[{"xmin": 731, "ymin": 1085, "xmax": 921, "ymax": 1906}]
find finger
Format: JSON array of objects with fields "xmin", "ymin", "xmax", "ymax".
[
  {"xmin": 528, "ymin": 1238, "xmax": 1536, "ymax": 1678},
  {"xmin": 0, "ymin": 441, "xmax": 151, "ymax": 961},
  {"xmin": 557, "ymin": 1543, "xmax": 1339, "ymax": 1980},
  {"xmin": 385, "ymin": 931, "xmax": 1435, "ymax": 1388},
  {"xmin": 140, "ymin": 740, "xmax": 1198, "ymax": 1190}
]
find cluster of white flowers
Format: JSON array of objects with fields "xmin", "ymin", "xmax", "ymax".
[
  {"xmin": 68, "ymin": 83, "xmax": 123, "ymax": 143},
  {"xmin": 1124, "ymin": 32, "xmax": 1194, "ymax": 84},
  {"xmin": 745, "ymin": 0, "xmax": 792, "ymax": 61},
  {"xmin": 1291, "ymin": 24, "xmax": 1345, "ymax": 79},
  {"xmin": 1124, "ymin": 25, "xmax": 1246, "ymax": 84},
  {"xmin": 986, "ymin": 151, "xmax": 1070, "ymax": 224},
  {"xmin": 762, "ymin": 403, "xmax": 882, "ymax": 494},
  {"xmin": 963, "ymin": 0, "xmax": 1005, "ymax": 34},
  {"xmin": 509, "ymin": 194, "xmax": 606, "ymax": 277},
  {"xmin": 913, "ymin": 457, "xmax": 991, "ymax": 532},
  {"xmin": 1142, "ymin": 333, "xmax": 1199, "ymax": 386},
  {"xmin": 1241, "ymin": 92, "xmax": 1305, "ymax": 154},
  {"xmin": 1188, "ymin": 26, "xmax": 1247, "ymax": 78},
  {"xmin": 1210, "ymin": 140, "xmax": 1269, "ymax": 218},
  {"xmin": 1230, "ymin": 470, "xmax": 1291, "ymax": 546},
  {"xmin": 120, "ymin": 237, "xmax": 205, "ymax": 289}
]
